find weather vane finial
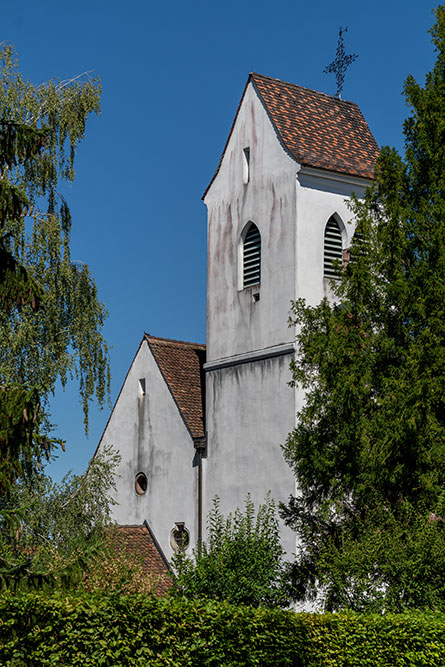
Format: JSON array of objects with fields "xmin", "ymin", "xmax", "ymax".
[{"xmin": 324, "ymin": 26, "xmax": 358, "ymax": 99}]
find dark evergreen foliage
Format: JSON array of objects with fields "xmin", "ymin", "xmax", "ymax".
[{"xmin": 282, "ymin": 5, "xmax": 445, "ymax": 611}]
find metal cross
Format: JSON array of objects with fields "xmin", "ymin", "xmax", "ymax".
[{"xmin": 324, "ymin": 26, "xmax": 358, "ymax": 99}]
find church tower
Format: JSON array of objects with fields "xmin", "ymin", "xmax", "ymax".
[
  {"xmin": 96, "ymin": 72, "xmax": 378, "ymax": 564},
  {"xmin": 202, "ymin": 73, "xmax": 378, "ymax": 555}
]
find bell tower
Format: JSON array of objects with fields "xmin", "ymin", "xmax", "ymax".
[{"xmin": 202, "ymin": 73, "xmax": 378, "ymax": 555}]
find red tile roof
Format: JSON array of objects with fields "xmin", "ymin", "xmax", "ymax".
[
  {"xmin": 118, "ymin": 523, "xmax": 172, "ymax": 596},
  {"xmin": 251, "ymin": 73, "xmax": 379, "ymax": 179},
  {"xmin": 145, "ymin": 334, "xmax": 206, "ymax": 439},
  {"xmin": 203, "ymin": 72, "xmax": 379, "ymax": 197}
]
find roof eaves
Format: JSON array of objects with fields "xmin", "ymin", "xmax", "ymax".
[
  {"xmin": 143, "ymin": 519, "xmax": 173, "ymax": 574},
  {"xmin": 298, "ymin": 163, "xmax": 375, "ymax": 186},
  {"xmin": 298, "ymin": 157, "xmax": 375, "ymax": 181}
]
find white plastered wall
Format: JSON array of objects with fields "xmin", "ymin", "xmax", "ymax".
[
  {"xmin": 204, "ymin": 356, "xmax": 297, "ymax": 557},
  {"xmin": 204, "ymin": 82, "xmax": 297, "ymax": 362},
  {"xmin": 203, "ymin": 80, "xmax": 372, "ymax": 559},
  {"xmin": 96, "ymin": 340, "xmax": 197, "ymax": 560},
  {"xmin": 203, "ymin": 81, "xmax": 299, "ymax": 557}
]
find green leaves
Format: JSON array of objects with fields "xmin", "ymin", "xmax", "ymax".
[
  {"xmin": 1, "ymin": 593, "xmax": 445, "ymax": 666},
  {"xmin": 282, "ymin": 5, "xmax": 445, "ymax": 611},
  {"xmin": 0, "ymin": 45, "xmax": 108, "ymax": 426},
  {"xmin": 0, "ymin": 445, "xmax": 120, "ymax": 592},
  {"xmin": 0, "ymin": 45, "xmax": 108, "ymax": 493},
  {"xmin": 172, "ymin": 495, "xmax": 289, "ymax": 608}
]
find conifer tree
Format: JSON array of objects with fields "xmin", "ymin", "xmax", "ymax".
[
  {"xmin": 281, "ymin": 5, "xmax": 445, "ymax": 611},
  {"xmin": 0, "ymin": 46, "xmax": 109, "ymax": 493}
]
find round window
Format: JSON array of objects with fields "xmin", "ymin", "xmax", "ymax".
[
  {"xmin": 170, "ymin": 522, "xmax": 190, "ymax": 552},
  {"xmin": 134, "ymin": 472, "xmax": 148, "ymax": 495}
]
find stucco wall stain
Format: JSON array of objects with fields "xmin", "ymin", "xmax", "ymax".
[
  {"xmin": 241, "ymin": 184, "xmax": 248, "ymax": 209},
  {"xmin": 209, "ymin": 370, "xmax": 224, "ymax": 419},
  {"xmin": 149, "ymin": 446, "xmax": 173, "ymax": 483},
  {"xmin": 211, "ymin": 206, "xmax": 224, "ymax": 269},
  {"xmin": 250, "ymin": 100, "xmax": 257, "ymax": 146},
  {"xmin": 145, "ymin": 394, "xmax": 156, "ymax": 490},
  {"xmin": 227, "ymin": 147, "xmax": 236, "ymax": 198},
  {"xmin": 276, "ymin": 191, "xmax": 290, "ymax": 248},
  {"xmin": 137, "ymin": 393, "xmax": 145, "ymax": 472},
  {"xmin": 209, "ymin": 204, "xmax": 235, "ymax": 320},
  {"xmin": 207, "ymin": 372, "xmax": 222, "ymax": 460},
  {"xmin": 211, "ymin": 354, "xmax": 289, "ymax": 388},
  {"xmin": 269, "ymin": 182, "xmax": 277, "ymax": 238},
  {"xmin": 223, "ymin": 204, "xmax": 234, "ymax": 262}
]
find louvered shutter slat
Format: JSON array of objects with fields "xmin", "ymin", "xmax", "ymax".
[
  {"xmin": 324, "ymin": 218, "xmax": 342, "ymax": 278},
  {"xmin": 243, "ymin": 224, "xmax": 261, "ymax": 287}
]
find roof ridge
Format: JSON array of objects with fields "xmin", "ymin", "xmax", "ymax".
[
  {"xmin": 250, "ymin": 71, "xmax": 359, "ymax": 107},
  {"xmin": 204, "ymin": 70, "xmax": 378, "ymax": 197},
  {"xmin": 145, "ymin": 333, "xmax": 206, "ymax": 349}
]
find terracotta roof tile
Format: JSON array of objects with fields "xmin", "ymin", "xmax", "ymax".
[
  {"xmin": 251, "ymin": 72, "xmax": 378, "ymax": 179},
  {"xmin": 118, "ymin": 523, "xmax": 172, "ymax": 596},
  {"xmin": 145, "ymin": 334, "xmax": 206, "ymax": 439},
  {"xmin": 203, "ymin": 72, "xmax": 379, "ymax": 197}
]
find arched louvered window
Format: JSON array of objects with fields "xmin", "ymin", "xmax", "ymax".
[
  {"xmin": 243, "ymin": 223, "xmax": 261, "ymax": 288},
  {"xmin": 324, "ymin": 217, "xmax": 343, "ymax": 279},
  {"xmin": 349, "ymin": 229, "xmax": 366, "ymax": 264}
]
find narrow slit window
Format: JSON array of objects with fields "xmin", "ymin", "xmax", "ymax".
[
  {"xmin": 242, "ymin": 147, "xmax": 250, "ymax": 184},
  {"xmin": 323, "ymin": 217, "xmax": 342, "ymax": 279},
  {"xmin": 243, "ymin": 223, "xmax": 261, "ymax": 288}
]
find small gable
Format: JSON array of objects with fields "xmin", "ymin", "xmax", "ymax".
[{"xmin": 204, "ymin": 72, "xmax": 379, "ymax": 197}]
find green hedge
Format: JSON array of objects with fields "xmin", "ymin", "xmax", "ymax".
[{"xmin": 1, "ymin": 592, "xmax": 445, "ymax": 666}]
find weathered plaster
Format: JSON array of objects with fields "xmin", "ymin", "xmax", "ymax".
[
  {"xmin": 203, "ymin": 81, "xmax": 372, "ymax": 559},
  {"xmin": 204, "ymin": 354, "xmax": 296, "ymax": 556},
  {"xmin": 96, "ymin": 340, "xmax": 197, "ymax": 559},
  {"xmin": 204, "ymin": 83, "xmax": 297, "ymax": 361}
]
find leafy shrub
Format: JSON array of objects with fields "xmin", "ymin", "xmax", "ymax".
[
  {"xmin": 1, "ymin": 592, "xmax": 445, "ymax": 666},
  {"xmin": 81, "ymin": 525, "xmax": 167, "ymax": 595},
  {"xmin": 0, "ymin": 446, "xmax": 155, "ymax": 593},
  {"xmin": 172, "ymin": 494, "xmax": 289, "ymax": 608}
]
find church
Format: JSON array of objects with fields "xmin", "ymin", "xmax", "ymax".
[{"xmin": 94, "ymin": 72, "xmax": 379, "ymax": 563}]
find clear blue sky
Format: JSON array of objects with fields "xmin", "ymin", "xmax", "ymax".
[{"xmin": 2, "ymin": 0, "xmax": 438, "ymax": 480}]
